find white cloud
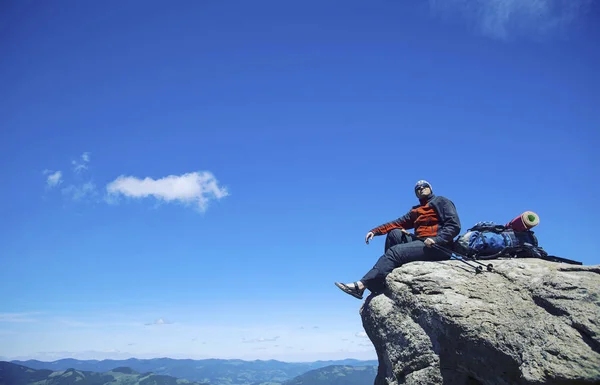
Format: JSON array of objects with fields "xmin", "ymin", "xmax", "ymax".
[
  {"xmin": 145, "ymin": 318, "xmax": 173, "ymax": 326},
  {"xmin": 43, "ymin": 152, "xmax": 95, "ymax": 200},
  {"xmin": 72, "ymin": 161, "xmax": 87, "ymax": 173},
  {"xmin": 242, "ymin": 336, "xmax": 280, "ymax": 343},
  {"xmin": 355, "ymin": 331, "xmax": 368, "ymax": 338},
  {"xmin": 106, "ymin": 171, "xmax": 229, "ymax": 212},
  {"xmin": 62, "ymin": 182, "xmax": 97, "ymax": 201},
  {"xmin": 72, "ymin": 152, "xmax": 91, "ymax": 173},
  {"xmin": 44, "ymin": 170, "xmax": 63, "ymax": 188},
  {"xmin": 429, "ymin": 0, "xmax": 593, "ymax": 40},
  {"xmin": 42, "ymin": 154, "xmax": 228, "ymax": 212}
]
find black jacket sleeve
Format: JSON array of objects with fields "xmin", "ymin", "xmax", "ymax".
[{"xmin": 431, "ymin": 196, "xmax": 461, "ymax": 245}]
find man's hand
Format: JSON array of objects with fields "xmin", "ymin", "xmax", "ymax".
[
  {"xmin": 424, "ymin": 238, "xmax": 436, "ymax": 247},
  {"xmin": 365, "ymin": 232, "xmax": 374, "ymax": 244}
]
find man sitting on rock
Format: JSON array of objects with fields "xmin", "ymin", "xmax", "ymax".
[{"xmin": 335, "ymin": 180, "xmax": 461, "ymax": 299}]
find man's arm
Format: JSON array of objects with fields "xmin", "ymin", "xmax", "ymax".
[
  {"xmin": 432, "ymin": 198, "xmax": 461, "ymax": 244},
  {"xmin": 370, "ymin": 209, "xmax": 415, "ymax": 236}
]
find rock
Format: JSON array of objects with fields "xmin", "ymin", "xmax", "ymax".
[{"xmin": 360, "ymin": 258, "xmax": 600, "ymax": 385}]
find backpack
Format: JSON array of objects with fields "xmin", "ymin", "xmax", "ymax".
[{"xmin": 453, "ymin": 221, "xmax": 548, "ymax": 260}]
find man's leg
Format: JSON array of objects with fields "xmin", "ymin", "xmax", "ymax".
[
  {"xmin": 360, "ymin": 240, "xmax": 448, "ymax": 292},
  {"xmin": 384, "ymin": 229, "xmax": 413, "ymax": 253}
]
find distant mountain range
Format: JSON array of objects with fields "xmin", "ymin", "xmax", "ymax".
[
  {"xmin": 284, "ymin": 365, "xmax": 378, "ymax": 385},
  {"xmin": 6, "ymin": 358, "xmax": 378, "ymax": 385},
  {"xmin": 0, "ymin": 361, "xmax": 208, "ymax": 385}
]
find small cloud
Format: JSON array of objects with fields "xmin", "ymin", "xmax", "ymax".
[
  {"xmin": 355, "ymin": 331, "xmax": 368, "ymax": 338},
  {"xmin": 106, "ymin": 171, "xmax": 229, "ymax": 212},
  {"xmin": 127, "ymin": 343, "xmax": 135, "ymax": 346},
  {"xmin": 72, "ymin": 152, "xmax": 91, "ymax": 173},
  {"xmin": 312, "ymin": 326, "xmax": 319, "ymax": 329},
  {"xmin": 429, "ymin": 0, "xmax": 594, "ymax": 40},
  {"xmin": 43, "ymin": 153, "xmax": 97, "ymax": 202},
  {"xmin": 145, "ymin": 318, "xmax": 173, "ymax": 326},
  {"xmin": 72, "ymin": 161, "xmax": 87, "ymax": 173},
  {"xmin": 44, "ymin": 170, "xmax": 63, "ymax": 188},
  {"xmin": 62, "ymin": 182, "xmax": 97, "ymax": 201},
  {"xmin": 242, "ymin": 336, "xmax": 280, "ymax": 343}
]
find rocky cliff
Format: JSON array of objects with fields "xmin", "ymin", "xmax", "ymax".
[{"xmin": 360, "ymin": 258, "xmax": 600, "ymax": 385}]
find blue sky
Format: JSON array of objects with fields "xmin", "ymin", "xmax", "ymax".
[{"xmin": 1, "ymin": 0, "xmax": 599, "ymax": 362}]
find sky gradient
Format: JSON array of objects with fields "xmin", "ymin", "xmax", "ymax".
[{"xmin": 1, "ymin": 0, "xmax": 599, "ymax": 362}]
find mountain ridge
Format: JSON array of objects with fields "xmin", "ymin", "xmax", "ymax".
[
  {"xmin": 0, "ymin": 361, "xmax": 208, "ymax": 385},
  {"xmin": 6, "ymin": 358, "xmax": 378, "ymax": 385}
]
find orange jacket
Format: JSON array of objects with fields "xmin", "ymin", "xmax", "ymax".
[{"xmin": 370, "ymin": 194, "xmax": 461, "ymax": 244}]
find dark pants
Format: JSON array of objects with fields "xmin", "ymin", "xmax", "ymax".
[{"xmin": 361, "ymin": 229, "xmax": 449, "ymax": 292}]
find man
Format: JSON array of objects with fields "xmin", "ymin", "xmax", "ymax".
[{"xmin": 335, "ymin": 180, "xmax": 461, "ymax": 299}]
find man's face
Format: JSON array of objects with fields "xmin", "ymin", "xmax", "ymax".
[{"xmin": 416, "ymin": 186, "xmax": 431, "ymax": 198}]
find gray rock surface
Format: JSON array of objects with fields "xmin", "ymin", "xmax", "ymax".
[{"xmin": 360, "ymin": 258, "xmax": 600, "ymax": 385}]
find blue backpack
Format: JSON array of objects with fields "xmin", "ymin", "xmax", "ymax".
[{"xmin": 454, "ymin": 221, "xmax": 546, "ymax": 259}]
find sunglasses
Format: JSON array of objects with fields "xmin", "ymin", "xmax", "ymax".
[{"xmin": 416, "ymin": 185, "xmax": 430, "ymax": 191}]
